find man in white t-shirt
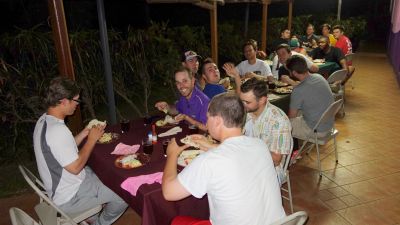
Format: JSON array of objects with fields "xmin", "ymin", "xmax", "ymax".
[
  {"xmin": 162, "ymin": 93, "xmax": 285, "ymax": 225},
  {"xmin": 233, "ymin": 39, "xmax": 273, "ymax": 81},
  {"xmin": 272, "ymin": 44, "xmax": 319, "ymax": 85},
  {"xmin": 33, "ymin": 77, "xmax": 127, "ymax": 225}
]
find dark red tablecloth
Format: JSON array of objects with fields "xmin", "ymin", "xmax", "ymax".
[{"xmin": 87, "ymin": 119, "xmax": 209, "ymax": 225}]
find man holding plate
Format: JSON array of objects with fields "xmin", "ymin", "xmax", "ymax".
[
  {"xmin": 162, "ymin": 93, "xmax": 285, "ymax": 225},
  {"xmin": 33, "ymin": 77, "xmax": 127, "ymax": 225}
]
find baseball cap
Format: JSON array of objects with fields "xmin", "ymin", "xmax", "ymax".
[
  {"xmin": 182, "ymin": 50, "xmax": 201, "ymax": 62},
  {"xmin": 289, "ymin": 39, "xmax": 300, "ymax": 48}
]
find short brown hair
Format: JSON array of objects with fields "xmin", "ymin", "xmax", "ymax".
[
  {"xmin": 333, "ymin": 25, "xmax": 344, "ymax": 32},
  {"xmin": 240, "ymin": 78, "xmax": 268, "ymax": 100},
  {"xmin": 285, "ymin": 55, "xmax": 308, "ymax": 74},
  {"xmin": 174, "ymin": 66, "xmax": 193, "ymax": 80},
  {"xmin": 321, "ymin": 23, "xmax": 331, "ymax": 31},
  {"xmin": 208, "ymin": 93, "xmax": 245, "ymax": 128},
  {"xmin": 242, "ymin": 39, "xmax": 258, "ymax": 51},
  {"xmin": 45, "ymin": 77, "xmax": 81, "ymax": 108},
  {"xmin": 201, "ymin": 57, "xmax": 214, "ymax": 75},
  {"xmin": 275, "ymin": 43, "xmax": 291, "ymax": 53}
]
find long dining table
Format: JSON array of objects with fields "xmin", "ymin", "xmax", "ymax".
[
  {"xmin": 87, "ymin": 119, "xmax": 209, "ymax": 225},
  {"xmin": 87, "ymin": 93, "xmax": 290, "ymax": 225}
]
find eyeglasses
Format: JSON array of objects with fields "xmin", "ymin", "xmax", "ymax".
[{"xmin": 71, "ymin": 98, "xmax": 82, "ymax": 104}]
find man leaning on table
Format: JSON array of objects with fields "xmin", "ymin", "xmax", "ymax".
[
  {"xmin": 310, "ymin": 36, "xmax": 348, "ymax": 72},
  {"xmin": 155, "ymin": 67, "xmax": 210, "ymax": 131},
  {"xmin": 240, "ymin": 78, "xmax": 293, "ymax": 184},
  {"xmin": 162, "ymin": 93, "xmax": 286, "ymax": 225},
  {"xmin": 285, "ymin": 55, "xmax": 334, "ymax": 140},
  {"xmin": 272, "ymin": 44, "xmax": 319, "ymax": 86},
  {"xmin": 33, "ymin": 77, "xmax": 127, "ymax": 225}
]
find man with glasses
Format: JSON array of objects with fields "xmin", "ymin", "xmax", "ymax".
[{"xmin": 33, "ymin": 77, "xmax": 127, "ymax": 225}]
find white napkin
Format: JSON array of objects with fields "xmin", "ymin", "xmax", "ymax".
[{"xmin": 158, "ymin": 126, "xmax": 182, "ymax": 137}]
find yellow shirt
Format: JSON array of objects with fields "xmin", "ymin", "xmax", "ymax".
[{"xmin": 328, "ymin": 34, "xmax": 337, "ymax": 46}]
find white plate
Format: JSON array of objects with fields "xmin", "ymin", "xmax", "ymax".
[{"xmin": 177, "ymin": 150, "xmax": 204, "ymax": 167}]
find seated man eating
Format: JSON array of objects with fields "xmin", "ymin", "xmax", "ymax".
[
  {"xmin": 162, "ymin": 93, "xmax": 286, "ymax": 225},
  {"xmin": 155, "ymin": 67, "xmax": 210, "ymax": 131}
]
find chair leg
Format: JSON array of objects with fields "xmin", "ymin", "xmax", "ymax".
[
  {"xmin": 315, "ymin": 136, "xmax": 322, "ymax": 177},
  {"xmin": 286, "ymin": 172, "xmax": 294, "ymax": 214},
  {"xmin": 334, "ymin": 135, "xmax": 338, "ymax": 163}
]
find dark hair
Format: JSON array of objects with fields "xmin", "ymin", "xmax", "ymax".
[
  {"xmin": 275, "ymin": 43, "xmax": 291, "ymax": 53},
  {"xmin": 208, "ymin": 93, "xmax": 245, "ymax": 128},
  {"xmin": 332, "ymin": 25, "xmax": 344, "ymax": 32},
  {"xmin": 174, "ymin": 66, "xmax": 193, "ymax": 80},
  {"xmin": 280, "ymin": 28, "xmax": 289, "ymax": 34},
  {"xmin": 285, "ymin": 55, "xmax": 308, "ymax": 74},
  {"xmin": 45, "ymin": 77, "xmax": 81, "ymax": 108},
  {"xmin": 201, "ymin": 57, "xmax": 214, "ymax": 75},
  {"xmin": 306, "ymin": 24, "xmax": 314, "ymax": 29},
  {"xmin": 242, "ymin": 39, "xmax": 258, "ymax": 51},
  {"xmin": 240, "ymin": 77, "xmax": 268, "ymax": 100},
  {"xmin": 321, "ymin": 23, "xmax": 331, "ymax": 31}
]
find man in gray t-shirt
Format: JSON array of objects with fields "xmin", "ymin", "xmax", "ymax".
[{"xmin": 285, "ymin": 55, "xmax": 334, "ymax": 139}]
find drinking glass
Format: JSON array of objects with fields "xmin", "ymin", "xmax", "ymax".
[{"xmin": 120, "ymin": 119, "xmax": 130, "ymax": 133}]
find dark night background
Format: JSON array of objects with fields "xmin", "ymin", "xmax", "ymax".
[{"xmin": 0, "ymin": 0, "xmax": 392, "ymax": 41}]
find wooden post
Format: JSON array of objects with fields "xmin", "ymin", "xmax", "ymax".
[
  {"xmin": 261, "ymin": 0, "xmax": 270, "ymax": 54},
  {"xmin": 48, "ymin": 0, "xmax": 82, "ymax": 134},
  {"xmin": 288, "ymin": 0, "xmax": 293, "ymax": 31},
  {"xmin": 210, "ymin": 1, "xmax": 218, "ymax": 64}
]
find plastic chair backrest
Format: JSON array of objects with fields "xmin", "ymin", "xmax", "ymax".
[
  {"xmin": 270, "ymin": 211, "xmax": 308, "ymax": 225},
  {"xmin": 312, "ymin": 99, "xmax": 343, "ymax": 132},
  {"xmin": 327, "ymin": 69, "xmax": 347, "ymax": 84},
  {"xmin": 18, "ymin": 165, "xmax": 78, "ymax": 225},
  {"xmin": 9, "ymin": 207, "xmax": 39, "ymax": 225}
]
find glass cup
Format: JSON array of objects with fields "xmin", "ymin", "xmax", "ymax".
[
  {"xmin": 143, "ymin": 142, "xmax": 153, "ymax": 155},
  {"xmin": 143, "ymin": 115, "xmax": 152, "ymax": 126},
  {"xmin": 120, "ymin": 119, "xmax": 130, "ymax": 133},
  {"xmin": 162, "ymin": 139, "xmax": 170, "ymax": 156},
  {"xmin": 268, "ymin": 81, "xmax": 276, "ymax": 90}
]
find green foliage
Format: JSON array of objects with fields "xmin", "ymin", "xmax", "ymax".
[{"xmin": 0, "ymin": 15, "xmax": 367, "ymax": 168}]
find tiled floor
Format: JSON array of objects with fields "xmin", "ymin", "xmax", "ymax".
[
  {"xmin": 285, "ymin": 50, "xmax": 400, "ymax": 225},
  {"xmin": 1, "ymin": 45, "xmax": 399, "ymax": 225}
]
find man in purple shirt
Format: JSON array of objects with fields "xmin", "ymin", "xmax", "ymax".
[{"xmin": 155, "ymin": 67, "xmax": 210, "ymax": 131}]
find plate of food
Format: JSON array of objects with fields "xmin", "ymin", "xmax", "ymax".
[
  {"xmin": 156, "ymin": 115, "xmax": 178, "ymax": 127},
  {"xmin": 98, "ymin": 132, "xmax": 120, "ymax": 144},
  {"xmin": 273, "ymin": 87, "xmax": 293, "ymax": 94},
  {"xmin": 274, "ymin": 80, "xmax": 289, "ymax": 87},
  {"xmin": 115, "ymin": 153, "xmax": 150, "ymax": 169},
  {"xmin": 177, "ymin": 150, "xmax": 204, "ymax": 167}
]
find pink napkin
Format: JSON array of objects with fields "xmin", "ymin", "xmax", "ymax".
[
  {"xmin": 120, "ymin": 172, "xmax": 163, "ymax": 196},
  {"xmin": 111, "ymin": 143, "xmax": 140, "ymax": 155}
]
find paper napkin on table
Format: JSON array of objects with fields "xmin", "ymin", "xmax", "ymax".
[
  {"xmin": 158, "ymin": 126, "xmax": 182, "ymax": 137},
  {"xmin": 120, "ymin": 172, "xmax": 163, "ymax": 196},
  {"xmin": 111, "ymin": 143, "xmax": 140, "ymax": 155}
]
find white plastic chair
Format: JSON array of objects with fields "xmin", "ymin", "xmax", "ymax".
[
  {"xmin": 9, "ymin": 207, "xmax": 40, "ymax": 225},
  {"xmin": 270, "ymin": 211, "xmax": 308, "ymax": 225},
  {"xmin": 18, "ymin": 165, "xmax": 102, "ymax": 225},
  {"xmin": 290, "ymin": 99, "xmax": 343, "ymax": 176},
  {"xmin": 280, "ymin": 149, "xmax": 294, "ymax": 214},
  {"xmin": 327, "ymin": 69, "xmax": 347, "ymax": 117}
]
